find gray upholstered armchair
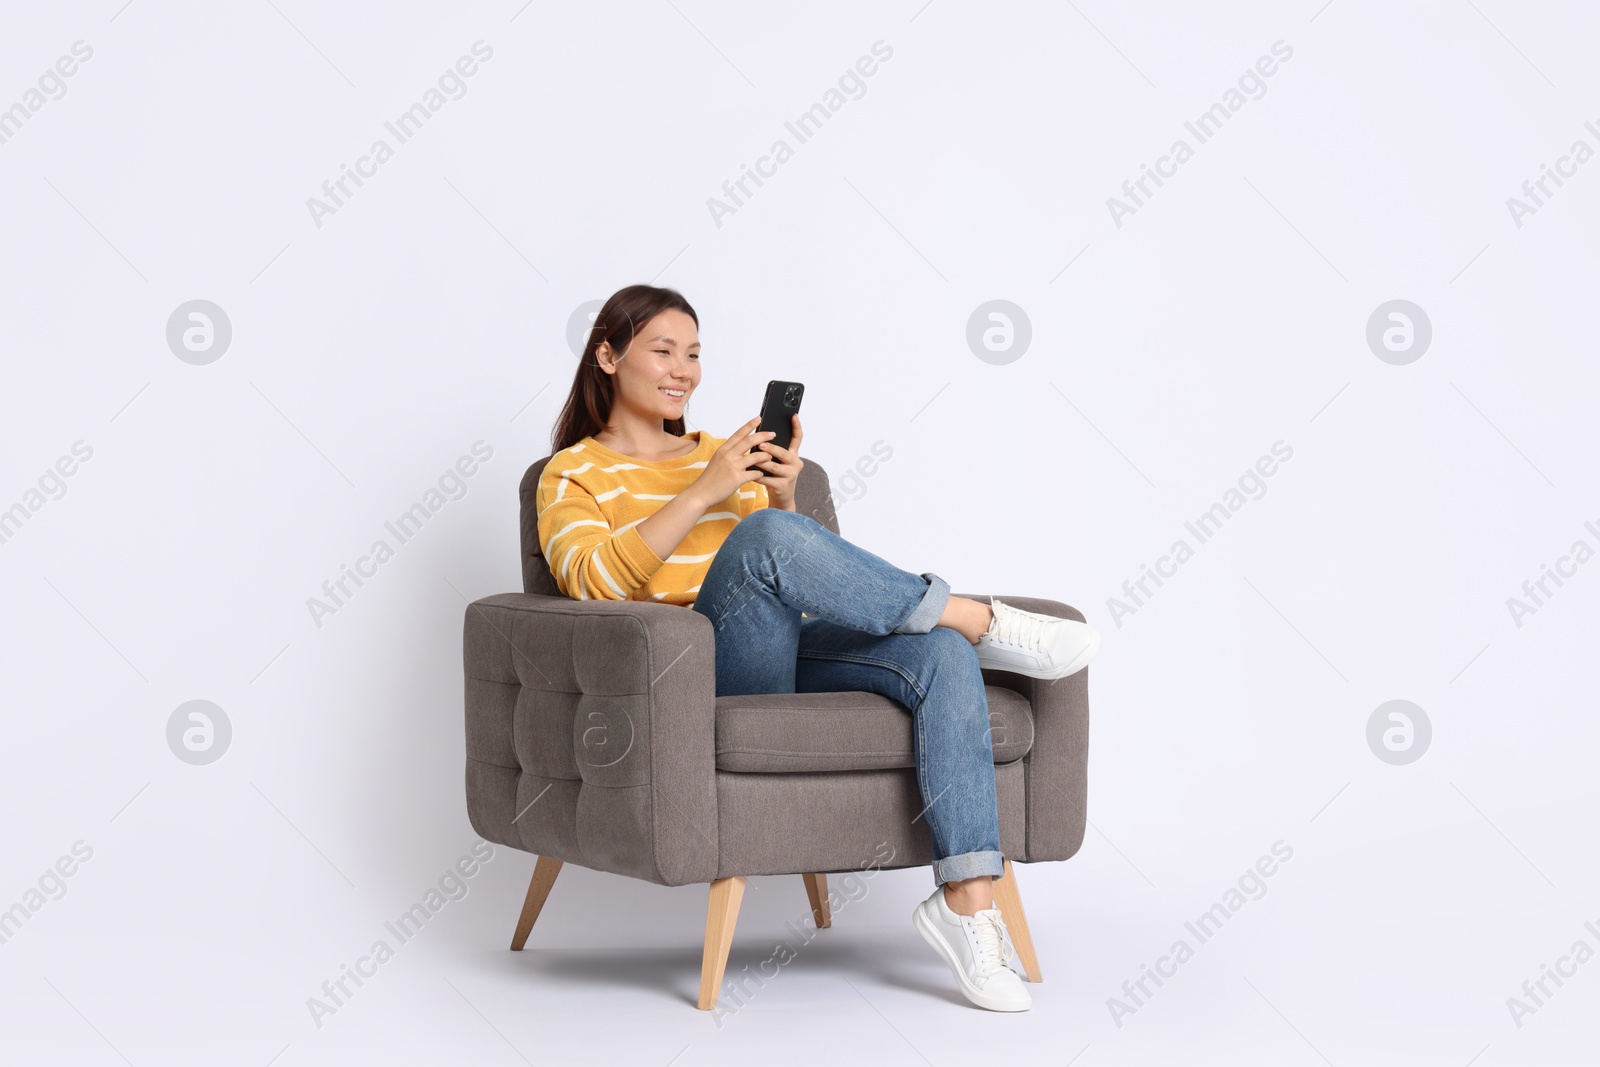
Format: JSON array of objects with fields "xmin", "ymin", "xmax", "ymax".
[{"xmin": 462, "ymin": 456, "xmax": 1090, "ymax": 1009}]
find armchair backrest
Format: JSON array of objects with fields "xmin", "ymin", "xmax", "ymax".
[{"xmin": 519, "ymin": 450, "xmax": 840, "ymax": 596}]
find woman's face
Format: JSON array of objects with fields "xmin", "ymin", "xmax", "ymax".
[{"xmin": 598, "ymin": 309, "xmax": 702, "ymax": 422}]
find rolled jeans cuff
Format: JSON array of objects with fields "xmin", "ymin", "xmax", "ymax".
[
  {"xmin": 932, "ymin": 850, "xmax": 1005, "ymax": 886},
  {"xmin": 892, "ymin": 571, "xmax": 951, "ymax": 635}
]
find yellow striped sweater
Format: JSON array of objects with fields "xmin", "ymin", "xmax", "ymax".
[{"xmin": 535, "ymin": 431, "xmax": 768, "ymax": 605}]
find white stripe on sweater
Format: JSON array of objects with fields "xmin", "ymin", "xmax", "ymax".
[
  {"xmin": 591, "ymin": 553, "xmax": 626, "ymax": 598},
  {"xmin": 550, "ymin": 518, "xmax": 608, "ymax": 544},
  {"xmin": 542, "ymin": 462, "xmax": 594, "ymax": 513}
]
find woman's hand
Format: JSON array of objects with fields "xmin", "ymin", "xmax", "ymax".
[
  {"xmin": 753, "ymin": 415, "xmax": 804, "ymax": 512},
  {"xmin": 687, "ymin": 417, "xmax": 775, "ymax": 512}
]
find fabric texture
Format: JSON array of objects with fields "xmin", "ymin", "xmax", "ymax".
[
  {"xmin": 713, "ymin": 686, "xmax": 1034, "ymax": 772},
  {"xmin": 463, "ymin": 591, "xmax": 719, "ymax": 886},
  {"xmin": 533, "ymin": 431, "xmax": 768, "ymax": 604}
]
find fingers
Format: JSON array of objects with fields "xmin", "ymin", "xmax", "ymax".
[
  {"xmin": 740, "ymin": 435, "xmax": 778, "ymax": 458},
  {"xmin": 727, "ymin": 421, "xmax": 777, "ymax": 464},
  {"xmin": 757, "ymin": 441, "xmax": 797, "ymax": 462},
  {"xmin": 752, "ymin": 450, "xmax": 797, "ymax": 480},
  {"xmin": 756, "ymin": 416, "xmax": 801, "ymax": 461},
  {"xmin": 729, "ymin": 417, "xmax": 759, "ymax": 442},
  {"xmin": 734, "ymin": 419, "xmax": 777, "ymax": 445},
  {"xmin": 731, "ymin": 416, "xmax": 763, "ymax": 445}
]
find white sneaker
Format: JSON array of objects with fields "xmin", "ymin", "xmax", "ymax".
[
  {"xmin": 912, "ymin": 887, "xmax": 1032, "ymax": 1012},
  {"xmin": 974, "ymin": 597, "xmax": 1099, "ymax": 679}
]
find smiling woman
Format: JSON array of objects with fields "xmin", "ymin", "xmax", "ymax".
[
  {"xmin": 540, "ymin": 285, "xmax": 769, "ymax": 604},
  {"xmin": 548, "ymin": 285, "xmax": 707, "ymax": 462},
  {"xmin": 532, "ymin": 283, "xmax": 1101, "ymax": 1013}
]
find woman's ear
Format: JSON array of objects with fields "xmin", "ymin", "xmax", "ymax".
[{"xmin": 594, "ymin": 342, "xmax": 615, "ymax": 375}]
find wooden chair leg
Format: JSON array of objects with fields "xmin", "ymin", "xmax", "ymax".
[
  {"xmin": 800, "ymin": 873, "xmax": 832, "ymax": 929},
  {"xmin": 509, "ymin": 856, "xmax": 563, "ymax": 951},
  {"xmin": 991, "ymin": 857, "xmax": 1042, "ymax": 982},
  {"xmin": 697, "ymin": 875, "xmax": 747, "ymax": 1010}
]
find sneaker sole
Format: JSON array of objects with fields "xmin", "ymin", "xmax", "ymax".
[
  {"xmin": 976, "ymin": 626, "xmax": 1100, "ymax": 681},
  {"xmin": 911, "ymin": 903, "xmax": 1031, "ymax": 1012}
]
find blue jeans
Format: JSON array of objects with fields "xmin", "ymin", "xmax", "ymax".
[{"xmin": 691, "ymin": 507, "xmax": 1004, "ymax": 886}]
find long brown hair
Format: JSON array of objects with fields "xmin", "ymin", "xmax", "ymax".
[{"xmin": 550, "ymin": 284, "xmax": 699, "ymax": 454}]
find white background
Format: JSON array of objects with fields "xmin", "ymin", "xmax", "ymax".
[{"xmin": 2, "ymin": 1, "xmax": 1597, "ymax": 1064}]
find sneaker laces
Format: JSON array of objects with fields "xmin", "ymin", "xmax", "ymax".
[
  {"xmin": 987, "ymin": 599, "xmax": 1053, "ymax": 654},
  {"xmin": 969, "ymin": 909, "xmax": 1016, "ymax": 975}
]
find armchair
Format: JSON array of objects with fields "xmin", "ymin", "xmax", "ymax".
[{"xmin": 462, "ymin": 455, "xmax": 1090, "ymax": 1008}]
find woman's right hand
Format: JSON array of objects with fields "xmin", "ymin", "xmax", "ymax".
[{"xmin": 689, "ymin": 417, "xmax": 774, "ymax": 511}]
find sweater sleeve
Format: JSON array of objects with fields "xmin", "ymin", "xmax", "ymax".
[
  {"xmin": 536, "ymin": 463, "xmax": 665, "ymax": 601},
  {"xmin": 739, "ymin": 479, "xmax": 769, "ymax": 516}
]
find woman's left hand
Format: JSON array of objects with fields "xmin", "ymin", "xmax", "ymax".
[{"xmin": 755, "ymin": 414, "xmax": 804, "ymax": 512}]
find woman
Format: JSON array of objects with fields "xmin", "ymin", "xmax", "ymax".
[{"xmin": 536, "ymin": 284, "xmax": 1100, "ymax": 1012}]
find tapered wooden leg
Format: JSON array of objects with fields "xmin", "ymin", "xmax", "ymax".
[
  {"xmin": 991, "ymin": 858, "xmax": 1042, "ymax": 982},
  {"xmin": 509, "ymin": 856, "xmax": 563, "ymax": 951},
  {"xmin": 800, "ymin": 873, "xmax": 832, "ymax": 929},
  {"xmin": 697, "ymin": 875, "xmax": 747, "ymax": 1010}
]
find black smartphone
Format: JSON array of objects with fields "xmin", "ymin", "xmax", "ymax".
[{"xmin": 753, "ymin": 380, "xmax": 804, "ymax": 453}]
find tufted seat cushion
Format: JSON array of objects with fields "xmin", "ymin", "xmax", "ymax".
[{"xmin": 713, "ymin": 687, "xmax": 1034, "ymax": 773}]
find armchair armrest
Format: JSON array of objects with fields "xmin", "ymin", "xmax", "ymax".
[
  {"xmin": 462, "ymin": 592, "xmax": 719, "ymax": 886},
  {"xmin": 955, "ymin": 594, "xmax": 1091, "ymax": 863}
]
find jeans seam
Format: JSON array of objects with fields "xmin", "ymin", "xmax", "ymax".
[
  {"xmin": 915, "ymin": 703, "xmax": 953, "ymax": 860},
  {"xmin": 794, "ymin": 649, "xmax": 928, "ymax": 703}
]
